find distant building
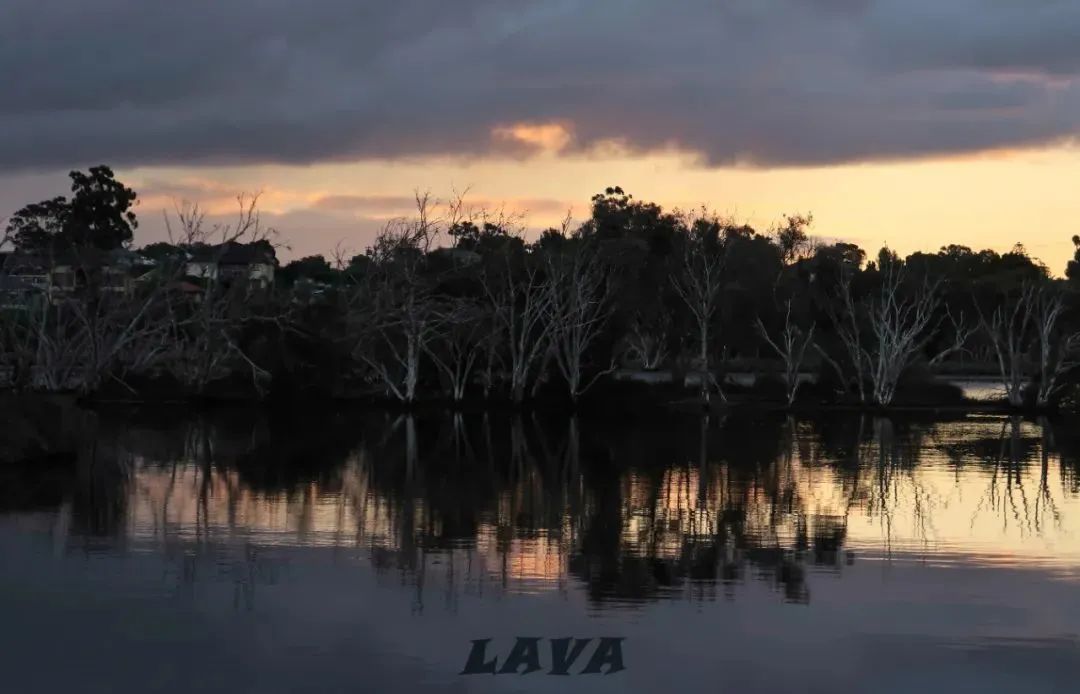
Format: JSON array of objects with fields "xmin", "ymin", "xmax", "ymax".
[
  {"xmin": 186, "ymin": 242, "xmax": 276, "ymax": 290},
  {"xmin": 0, "ymin": 273, "xmax": 44, "ymax": 311},
  {"xmin": 1, "ymin": 252, "xmax": 51, "ymax": 292},
  {"xmin": 0, "ymin": 248, "xmax": 156, "ymax": 302}
]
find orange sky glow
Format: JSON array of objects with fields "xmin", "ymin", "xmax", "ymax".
[{"xmin": 123, "ymin": 134, "xmax": 1080, "ymax": 274}]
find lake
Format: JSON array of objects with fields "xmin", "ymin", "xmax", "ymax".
[{"xmin": 3, "ymin": 408, "xmax": 1080, "ymax": 693}]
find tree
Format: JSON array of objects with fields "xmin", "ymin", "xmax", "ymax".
[
  {"xmin": 351, "ymin": 197, "xmax": 443, "ymax": 405},
  {"xmin": 671, "ymin": 210, "xmax": 727, "ymax": 404},
  {"xmin": 481, "ymin": 252, "xmax": 554, "ymax": 404},
  {"xmin": 280, "ymin": 255, "xmax": 338, "ymax": 286},
  {"xmin": 139, "ymin": 242, "xmax": 185, "ymax": 264},
  {"xmin": 1068, "ymin": 235, "xmax": 1080, "ymax": 286},
  {"xmin": 818, "ymin": 267, "xmax": 868, "ymax": 403},
  {"xmin": 976, "ymin": 283, "xmax": 1034, "ymax": 408},
  {"xmin": 978, "ymin": 281, "xmax": 1080, "ymax": 408},
  {"xmin": 622, "ymin": 311, "xmax": 671, "ymax": 370},
  {"xmin": 1032, "ymin": 286, "xmax": 1080, "ymax": 407},
  {"xmin": 821, "ymin": 256, "xmax": 970, "ymax": 406},
  {"xmin": 545, "ymin": 245, "xmax": 615, "ymax": 403},
  {"xmin": 756, "ymin": 300, "xmax": 816, "ymax": 406},
  {"xmin": 773, "ymin": 213, "xmax": 814, "ymax": 265},
  {"xmin": 425, "ymin": 298, "xmax": 487, "ymax": 402},
  {"xmin": 7, "ymin": 166, "xmax": 137, "ymax": 252},
  {"xmin": 862, "ymin": 262, "xmax": 969, "ymax": 406}
]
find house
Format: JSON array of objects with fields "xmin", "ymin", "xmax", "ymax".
[
  {"xmin": 186, "ymin": 242, "xmax": 276, "ymax": 290},
  {"xmin": 1, "ymin": 252, "xmax": 52, "ymax": 292},
  {"xmin": 1, "ymin": 248, "xmax": 156, "ymax": 302},
  {"xmin": 0, "ymin": 274, "xmax": 44, "ymax": 311}
]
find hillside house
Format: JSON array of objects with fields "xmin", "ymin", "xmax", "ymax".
[
  {"xmin": 0, "ymin": 248, "xmax": 155, "ymax": 302},
  {"xmin": 186, "ymin": 242, "xmax": 276, "ymax": 290},
  {"xmin": 0, "ymin": 274, "xmax": 44, "ymax": 311}
]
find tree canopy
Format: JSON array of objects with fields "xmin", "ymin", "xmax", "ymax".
[{"xmin": 6, "ymin": 166, "xmax": 138, "ymax": 253}]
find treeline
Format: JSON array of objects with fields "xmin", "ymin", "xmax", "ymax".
[{"xmin": 3, "ymin": 168, "xmax": 1080, "ymax": 409}]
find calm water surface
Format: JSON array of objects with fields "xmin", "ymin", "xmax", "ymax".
[{"xmin": 3, "ymin": 410, "xmax": 1080, "ymax": 693}]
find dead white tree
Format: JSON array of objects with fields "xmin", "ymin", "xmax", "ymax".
[
  {"xmin": 22, "ymin": 297, "xmax": 86, "ymax": 391},
  {"xmin": 1034, "ymin": 286, "xmax": 1080, "ymax": 407},
  {"xmin": 1, "ymin": 216, "xmax": 194, "ymax": 394},
  {"xmin": 481, "ymin": 253, "xmax": 554, "ymax": 404},
  {"xmin": 973, "ymin": 280, "xmax": 1080, "ymax": 408},
  {"xmin": 348, "ymin": 192, "xmax": 473, "ymax": 405},
  {"xmin": 477, "ymin": 322, "xmax": 504, "ymax": 401},
  {"xmin": 671, "ymin": 212, "xmax": 726, "ymax": 404},
  {"xmin": 756, "ymin": 300, "xmax": 815, "ymax": 406},
  {"xmin": 824, "ymin": 262, "xmax": 971, "ymax": 406},
  {"xmin": 818, "ymin": 269, "xmax": 867, "ymax": 403},
  {"xmin": 622, "ymin": 311, "xmax": 670, "ymax": 371},
  {"xmin": 352, "ymin": 197, "xmax": 444, "ymax": 405},
  {"xmin": 544, "ymin": 247, "xmax": 615, "ymax": 403},
  {"xmin": 864, "ymin": 266, "xmax": 976, "ymax": 407},
  {"xmin": 977, "ymin": 283, "xmax": 1036, "ymax": 407},
  {"xmin": 425, "ymin": 298, "xmax": 487, "ymax": 402},
  {"xmin": 62, "ymin": 282, "xmax": 174, "ymax": 394},
  {"xmin": 7, "ymin": 240, "xmax": 175, "ymax": 394},
  {"xmin": 863, "ymin": 264, "xmax": 971, "ymax": 406},
  {"xmin": 356, "ymin": 283, "xmax": 441, "ymax": 404}
]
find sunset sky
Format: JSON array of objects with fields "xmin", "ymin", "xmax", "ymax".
[{"xmin": 4, "ymin": 0, "xmax": 1080, "ymax": 271}]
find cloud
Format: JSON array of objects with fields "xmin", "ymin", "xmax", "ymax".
[
  {"xmin": 310, "ymin": 193, "xmax": 571, "ymax": 217},
  {"xmin": 309, "ymin": 195, "xmax": 420, "ymax": 214},
  {"xmin": 3, "ymin": 0, "xmax": 1080, "ymax": 170},
  {"xmin": 492, "ymin": 122, "xmax": 574, "ymax": 154}
]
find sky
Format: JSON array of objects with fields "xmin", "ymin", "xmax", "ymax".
[{"xmin": 3, "ymin": 0, "xmax": 1080, "ymax": 270}]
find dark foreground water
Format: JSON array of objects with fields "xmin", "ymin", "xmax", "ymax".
[{"xmin": 3, "ymin": 409, "xmax": 1080, "ymax": 693}]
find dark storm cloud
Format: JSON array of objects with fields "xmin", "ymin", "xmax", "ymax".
[{"xmin": 3, "ymin": 0, "xmax": 1080, "ymax": 170}]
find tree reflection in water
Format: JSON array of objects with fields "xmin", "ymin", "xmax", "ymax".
[{"xmin": 10, "ymin": 408, "xmax": 1080, "ymax": 610}]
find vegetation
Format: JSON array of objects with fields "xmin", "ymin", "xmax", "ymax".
[{"xmin": 3, "ymin": 170, "xmax": 1080, "ymax": 411}]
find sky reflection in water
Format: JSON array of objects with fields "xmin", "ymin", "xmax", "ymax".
[{"xmin": 3, "ymin": 410, "xmax": 1080, "ymax": 693}]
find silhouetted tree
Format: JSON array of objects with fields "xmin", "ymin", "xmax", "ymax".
[{"xmin": 7, "ymin": 166, "xmax": 137, "ymax": 252}]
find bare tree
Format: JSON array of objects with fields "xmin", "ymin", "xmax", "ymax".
[
  {"xmin": 824, "ymin": 262, "xmax": 971, "ymax": 406},
  {"xmin": 425, "ymin": 298, "xmax": 487, "ymax": 402},
  {"xmin": 671, "ymin": 211, "xmax": 726, "ymax": 404},
  {"xmin": 351, "ymin": 196, "xmax": 445, "ymax": 405},
  {"xmin": 481, "ymin": 253, "xmax": 553, "ymax": 404},
  {"xmin": 973, "ymin": 280, "xmax": 1080, "ymax": 408},
  {"xmin": 355, "ymin": 279, "xmax": 442, "ymax": 404},
  {"xmin": 977, "ymin": 283, "xmax": 1036, "ymax": 407},
  {"xmin": 756, "ymin": 300, "xmax": 815, "ymax": 406},
  {"xmin": 818, "ymin": 269, "xmax": 867, "ymax": 403},
  {"xmin": 1034, "ymin": 286, "xmax": 1080, "ymax": 407},
  {"xmin": 622, "ymin": 311, "xmax": 670, "ymax": 371},
  {"xmin": 864, "ymin": 264, "xmax": 970, "ymax": 406},
  {"xmin": 62, "ymin": 280, "xmax": 173, "ymax": 394},
  {"xmin": 477, "ymin": 322, "xmax": 504, "ymax": 401},
  {"xmin": 345, "ymin": 192, "xmax": 475, "ymax": 405},
  {"xmin": 5, "ymin": 224, "xmax": 183, "ymax": 394},
  {"xmin": 544, "ymin": 246, "xmax": 615, "ymax": 403},
  {"xmin": 17, "ymin": 297, "xmax": 85, "ymax": 391}
]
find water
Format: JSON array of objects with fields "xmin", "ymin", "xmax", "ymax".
[{"xmin": 3, "ymin": 409, "xmax": 1080, "ymax": 693}]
